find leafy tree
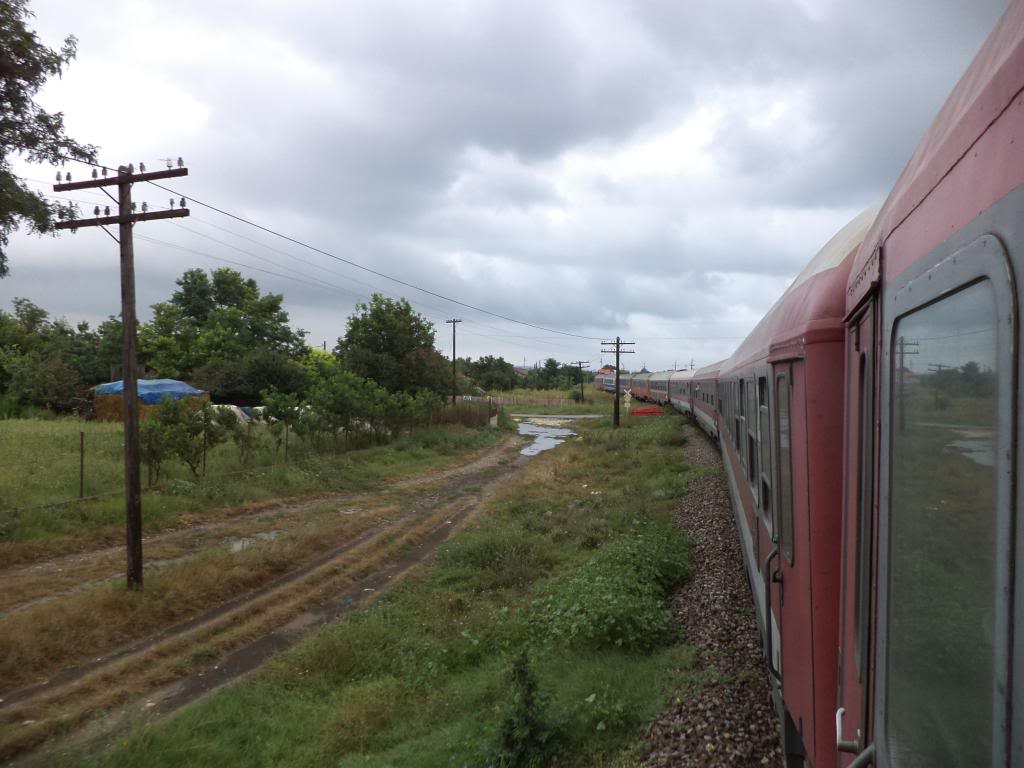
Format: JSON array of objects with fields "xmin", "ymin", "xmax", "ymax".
[
  {"xmin": 141, "ymin": 268, "xmax": 307, "ymax": 382},
  {"xmin": 0, "ymin": 0, "xmax": 96, "ymax": 277},
  {"xmin": 464, "ymin": 355, "xmax": 518, "ymax": 391},
  {"xmin": 2, "ymin": 348, "xmax": 80, "ymax": 410},
  {"xmin": 335, "ymin": 294, "xmax": 448, "ymax": 396}
]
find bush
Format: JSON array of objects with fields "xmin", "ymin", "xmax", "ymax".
[{"xmin": 531, "ymin": 522, "xmax": 688, "ymax": 652}]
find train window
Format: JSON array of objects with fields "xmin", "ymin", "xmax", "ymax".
[
  {"xmin": 758, "ymin": 376, "xmax": 771, "ymax": 517},
  {"xmin": 776, "ymin": 372, "xmax": 793, "ymax": 562},
  {"xmin": 746, "ymin": 378, "xmax": 758, "ymax": 494},
  {"xmin": 887, "ymin": 280, "xmax": 1001, "ymax": 766}
]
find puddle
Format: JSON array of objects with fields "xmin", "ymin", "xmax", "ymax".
[
  {"xmin": 517, "ymin": 420, "xmax": 577, "ymax": 456},
  {"xmin": 225, "ymin": 530, "xmax": 283, "ymax": 553},
  {"xmin": 947, "ymin": 439, "xmax": 995, "ymax": 467}
]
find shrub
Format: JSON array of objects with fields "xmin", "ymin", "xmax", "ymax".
[
  {"xmin": 492, "ymin": 652, "xmax": 555, "ymax": 768},
  {"xmin": 531, "ymin": 522, "xmax": 688, "ymax": 652}
]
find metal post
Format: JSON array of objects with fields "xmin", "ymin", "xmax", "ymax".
[
  {"xmin": 79, "ymin": 431, "xmax": 85, "ymax": 499},
  {"xmin": 614, "ymin": 339, "xmax": 621, "ymax": 428}
]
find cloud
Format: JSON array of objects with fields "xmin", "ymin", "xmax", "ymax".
[{"xmin": 3, "ymin": 0, "xmax": 1008, "ymax": 370}]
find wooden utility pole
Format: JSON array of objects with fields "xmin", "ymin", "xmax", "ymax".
[
  {"xmin": 572, "ymin": 360, "xmax": 590, "ymax": 404},
  {"xmin": 600, "ymin": 337, "xmax": 634, "ymax": 427},
  {"xmin": 55, "ymin": 163, "xmax": 189, "ymax": 589},
  {"xmin": 445, "ymin": 319, "xmax": 462, "ymax": 406}
]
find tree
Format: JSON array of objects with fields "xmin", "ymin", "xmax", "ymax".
[
  {"xmin": 335, "ymin": 294, "xmax": 448, "ymax": 396},
  {"xmin": 0, "ymin": 0, "xmax": 96, "ymax": 277}
]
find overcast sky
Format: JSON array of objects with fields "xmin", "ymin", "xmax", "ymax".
[{"xmin": 3, "ymin": 0, "xmax": 1008, "ymax": 372}]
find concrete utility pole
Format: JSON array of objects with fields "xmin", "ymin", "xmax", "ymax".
[
  {"xmin": 572, "ymin": 360, "xmax": 590, "ymax": 404},
  {"xmin": 54, "ymin": 162, "xmax": 190, "ymax": 589},
  {"xmin": 445, "ymin": 319, "xmax": 462, "ymax": 406},
  {"xmin": 600, "ymin": 337, "xmax": 635, "ymax": 427}
]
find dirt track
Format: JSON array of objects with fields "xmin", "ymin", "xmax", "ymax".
[{"xmin": 0, "ymin": 435, "xmax": 527, "ymax": 764}]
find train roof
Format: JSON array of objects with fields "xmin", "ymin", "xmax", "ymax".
[
  {"xmin": 669, "ymin": 369, "xmax": 693, "ymax": 381},
  {"xmin": 719, "ymin": 206, "xmax": 877, "ymax": 376},
  {"xmin": 630, "ymin": 371, "xmax": 652, "ymax": 380},
  {"xmin": 693, "ymin": 359, "xmax": 726, "ymax": 379},
  {"xmin": 648, "ymin": 370, "xmax": 673, "ymax": 382},
  {"xmin": 848, "ymin": 2, "xmax": 1024, "ymax": 305}
]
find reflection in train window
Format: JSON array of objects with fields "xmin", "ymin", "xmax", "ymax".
[{"xmin": 887, "ymin": 280, "xmax": 1001, "ymax": 767}]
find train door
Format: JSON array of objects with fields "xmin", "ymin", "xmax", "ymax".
[
  {"xmin": 836, "ymin": 298, "xmax": 877, "ymax": 764},
  {"xmin": 872, "ymin": 235, "xmax": 1016, "ymax": 767},
  {"xmin": 770, "ymin": 360, "xmax": 814, "ymax": 765}
]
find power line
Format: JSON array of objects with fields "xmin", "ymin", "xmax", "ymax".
[{"xmin": 143, "ymin": 178, "xmax": 602, "ymax": 341}]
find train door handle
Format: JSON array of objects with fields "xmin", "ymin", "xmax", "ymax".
[
  {"xmin": 835, "ymin": 707, "xmax": 862, "ymax": 753},
  {"xmin": 763, "ymin": 546, "xmax": 781, "ymax": 679}
]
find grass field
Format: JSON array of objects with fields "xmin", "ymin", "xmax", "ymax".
[
  {"xmin": 487, "ymin": 388, "xmax": 615, "ymax": 415},
  {"xmin": 68, "ymin": 414, "xmax": 701, "ymax": 768},
  {"xmin": 0, "ymin": 416, "xmax": 506, "ymax": 547}
]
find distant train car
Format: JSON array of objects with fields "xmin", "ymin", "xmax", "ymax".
[
  {"xmin": 630, "ymin": 372, "xmax": 652, "ymax": 401},
  {"xmin": 647, "ymin": 370, "xmax": 672, "ymax": 405},
  {"xmin": 690, "ymin": 361, "xmax": 722, "ymax": 439},
  {"xmin": 668, "ymin": 369, "xmax": 693, "ymax": 414}
]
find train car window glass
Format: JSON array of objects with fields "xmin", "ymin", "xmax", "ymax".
[
  {"xmin": 746, "ymin": 378, "xmax": 758, "ymax": 489},
  {"xmin": 887, "ymin": 280, "xmax": 1000, "ymax": 767},
  {"xmin": 758, "ymin": 376, "xmax": 771, "ymax": 517},
  {"xmin": 776, "ymin": 373, "xmax": 793, "ymax": 562},
  {"xmin": 855, "ymin": 343, "xmax": 874, "ymax": 677}
]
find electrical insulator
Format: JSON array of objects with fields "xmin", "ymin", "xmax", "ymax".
[
  {"xmin": 104, "ymin": 206, "xmax": 111, "ymax": 216},
  {"xmin": 101, "ymin": 167, "xmax": 108, "ymax": 177},
  {"xmin": 93, "ymin": 206, "xmax": 100, "ymax": 217},
  {"xmin": 64, "ymin": 172, "xmax": 71, "ymax": 182},
  {"xmin": 92, "ymin": 169, "xmax": 98, "ymax": 179},
  {"xmin": 179, "ymin": 197, "xmax": 186, "ymax": 208},
  {"xmin": 139, "ymin": 162, "xmax": 146, "ymax": 173},
  {"xmin": 55, "ymin": 171, "xmax": 61, "ymax": 181},
  {"xmin": 131, "ymin": 202, "xmax": 137, "ymax": 211},
  {"xmin": 142, "ymin": 202, "xmax": 148, "ymax": 213},
  {"xmin": 177, "ymin": 157, "xmax": 184, "ymax": 168}
]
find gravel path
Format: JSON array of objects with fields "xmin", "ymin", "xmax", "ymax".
[{"xmin": 640, "ymin": 423, "xmax": 783, "ymax": 767}]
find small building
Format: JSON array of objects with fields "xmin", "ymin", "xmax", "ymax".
[{"xmin": 93, "ymin": 378, "xmax": 208, "ymax": 422}]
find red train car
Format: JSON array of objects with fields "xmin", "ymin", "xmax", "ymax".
[
  {"xmin": 679, "ymin": 6, "xmax": 1024, "ymax": 767},
  {"xmin": 630, "ymin": 372, "xmax": 652, "ymax": 401},
  {"xmin": 716, "ymin": 207, "xmax": 878, "ymax": 767},
  {"xmin": 835, "ymin": 5, "xmax": 1024, "ymax": 766}
]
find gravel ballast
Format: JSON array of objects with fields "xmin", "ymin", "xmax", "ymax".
[{"xmin": 640, "ymin": 422, "xmax": 783, "ymax": 767}]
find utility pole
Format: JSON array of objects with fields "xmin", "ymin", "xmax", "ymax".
[
  {"xmin": 445, "ymin": 319, "xmax": 462, "ymax": 406},
  {"xmin": 895, "ymin": 336, "xmax": 919, "ymax": 433},
  {"xmin": 600, "ymin": 337, "xmax": 635, "ymax": 427},
  {"xmin": 54, "ymin": 162, "xmax": 189, "ymax": 589},
  {"xmin": 572, "ymin": 360, "xmax": 590, "ymax": 403}
]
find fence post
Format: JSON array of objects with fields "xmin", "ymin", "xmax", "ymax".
[
  {"xmin": 202, "ymin": 418, "xmax": 208, "ymax": 477},
  {"xmin": 284, "ymin": 421, "xmax": 289, "ymax": 463},
  {"xmin": 79, "ymin": 431, "xmax": 85, "ymax": 499}
]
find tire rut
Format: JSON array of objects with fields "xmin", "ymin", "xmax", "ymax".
[{"xmin": 1, "ymin": 437, "xmax": 527, "ymax": 763}]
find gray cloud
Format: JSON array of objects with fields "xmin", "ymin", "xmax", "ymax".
[{"xmin": 2, "ymin": 0, "xmax": 1009, "ymax": 371}]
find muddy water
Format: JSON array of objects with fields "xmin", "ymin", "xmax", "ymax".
[{"xmin": 517, "ymin": 420, "xmax": 576, "ymax": 456}]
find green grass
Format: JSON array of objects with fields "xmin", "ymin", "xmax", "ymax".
[
  {"xmin": 69, "ymin": 414, "xmax": 699, "ymax": 768},
  {"xmin": 489, "ymin": 388, "xmax": 615, "ymax": 415},
  {"xmin": 0, "ymin": 418, "xmax": 505, "ymax": 544}
]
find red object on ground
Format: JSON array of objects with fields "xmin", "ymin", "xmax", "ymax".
[{"xmin": 629, "ymin": 405, "xmax": 663, "ymax": 416}]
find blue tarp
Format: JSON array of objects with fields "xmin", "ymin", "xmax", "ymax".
[{"xmin": 94, "ymin": 378, "xmax": 205, "ymax": 405}]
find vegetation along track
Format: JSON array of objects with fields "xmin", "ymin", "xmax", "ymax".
[
  {"xmin": 0, "ymin": 435, "xmax": 526, "ymax": 762},
  {"xmin": 640, "ymin": 422, "xmax": 782, "ymax": 766}
]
